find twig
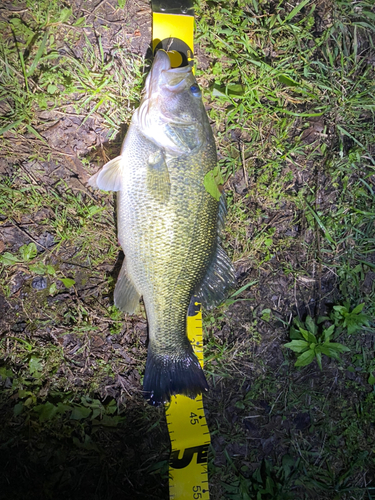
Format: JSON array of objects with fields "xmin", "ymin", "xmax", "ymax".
[
  {"xmin": 239, "ymin": 140, "xmax": 248, "ymax": 189},
  {"xmin": 9, "ymin": 218, "xmax": 50, "ymax": 252}
]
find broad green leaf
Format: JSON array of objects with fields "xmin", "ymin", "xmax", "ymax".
[
  {"xmin": 49, "ymin": 282, "xmax": 57, "ymax": 294},
  {"xmin": 327, "ymin": 342, "xmax": 350, "ymax": 353},
  {"xmin": 33, "ymin": 402, "xmax": 58, "ymax": 422},
  {"xmin": 299, "ymin": 326, "xmax": 317, "ymax": 343},
  {"xmin": 319, "ymin": 345, "xmax": 335, "ymax": 358},
  {"xmin": 204, "ymin": 166, "xmax": 223, "ymax": 201},
  {"xmin": 18, "ymin": 389, "xmax": 34, "ymax": 399},
  {"xmin": 74, "ymin": 16, "xmax": 86, "ymax": 26},
  {"xmin": 70, "ymin": 406, "xmax": 91, "ymax": 420},
  {"xmin": 29, "ymin": 355, "xmax": 43, "ymax": 374},
  {"xmin": 278, "ymin": 74, "xmax": 299, "ymax": 87},
  {"xmin": 333, "ymin": 305, "xmax": 347, "ymax": 314},
  {"xmin": 56, "ymin": 402, "xmax": 73, "ymax": 413},
  {"xmin": 305, "ymin": 316, "xmax": 317, "ymax": 335},
  {"xmin": 284, "ymin": 340, "xmax": 309, "ymax": 353},
  {"xmin": 212, "ymin": 83, "xmax": 245, "ymax": 98},
  {"xmin": 317, "ymin": 315, "xmax": 329, "ymax": 324},
  {"xmin": 323, "ymin": 324, "xmax": 335, "ymax": 341},
  {"xmin": 320, "ymin": 345, "xmax": 342, "ymax": 360},
  {"xmin": 298, "ymin": 327, "xmax": 310, "ymax": 342},
  {"xmin": 13, "ymin": 402, "xmax": 24, "ymax": 416},
  {"xmin": 264, "ymin": 238, "xmax": 273, "ymax": 247},
  {"xmin": 60, "ymin": 278, "xmax": 75, "ymax": 288},
  {"xmin": 368, "ymin": 374, "xmax": 375, "ymax": 385},
  {"xmin": 59, "ymin": 7, "xmax": 72, "ymax": 23},
  {"xmin": 106, "ymin": 400, "xmax": 118, "ymax": 414},
  {"xmin": 19, "ymin": 243, "xmax": 37, "ymax": 261},
  {"xmin": 352, "ymin": 303, "xmax": 365, "ymax": 314},
  {"xmin": 290, "ymin": 326, "xmax": 303, "ymax": 340},
  {"xmin": 346, "ymin": 314, "xmax": 370, "ymax": 334},
  {"xmin": 295, "ymin": 349, "xmax": 315, "ymax": 367},
  {"xmin": 46, "ymin": 265, "xmax": 56, "ymax": 275},
  {"xmin": 47, "ymin": 83, "xmax": 58, "ymax": 94},
  {"xmin": 0, "ymin": 252, "xmax": 19, "ymax": 266},
  {"xmin": 29, "ymin": 263, "xmax": 46, "ymax": 274}
]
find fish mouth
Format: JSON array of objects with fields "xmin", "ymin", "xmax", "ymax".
[{"xmin": 150, "ymin": 50, "xmax": 193, "ymax": 93}]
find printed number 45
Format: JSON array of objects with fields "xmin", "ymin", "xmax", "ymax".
[
  {"xmin": 193, "ymin": 485, "xmax": 202, "ymax": 499},
  {"xmin": 190, "ymin": 412, "xmax": 200, "ymax": 425}
]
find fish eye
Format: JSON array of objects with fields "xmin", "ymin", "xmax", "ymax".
[{"xmin": 190, "ymin": 84, "xmax": 201, "ymax": 96}]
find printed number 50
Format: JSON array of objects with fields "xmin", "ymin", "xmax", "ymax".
[{"xmin": 193, "ymin": 485, "xmax": 202, "ymax": 499}]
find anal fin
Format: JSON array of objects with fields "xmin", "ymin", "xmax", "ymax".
[{"xmin": 114, "ymin": 259, "xmax": 140, "ymax": 314}]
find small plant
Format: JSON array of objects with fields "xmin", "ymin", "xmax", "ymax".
[
  {"xmin": 0, "ymin": 242, "xmax": 37, "ymax": 266},
  {"xmin": 222, "ymin": 456, "xmax": 298, "ymax": 500},
  {"xmin": 285, "ymin": 316, "xmax": 350, "ymax": 370},
  {"xmin": 332, "ymin": 302, "xmax": 371, "ymax": 335}
]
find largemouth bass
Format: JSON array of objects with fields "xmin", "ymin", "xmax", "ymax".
[{"xmin": 89, "ymin": 50, "xmax": 236, "ymax": 406}]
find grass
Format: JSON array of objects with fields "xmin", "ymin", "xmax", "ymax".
[{"xmin": 1, "ymin": 0, "xmax": 375, "ymax": 498}]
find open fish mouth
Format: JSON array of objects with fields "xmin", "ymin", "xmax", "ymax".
[{"xmin": 146, "ymin": 50, "xmax": 193, "ymax": 94}]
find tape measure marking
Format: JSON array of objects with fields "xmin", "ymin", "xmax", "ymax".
[
  {"xmin": 151, "ymin": 5, "xmax": 209, "ymax": 498},
  {"xmin": 165, "ymin": 303, "xmax": 210, "ymax": 500},
  {"xmin": 152, "ymin": 12, "xmax": 194, "ymax": 69}
]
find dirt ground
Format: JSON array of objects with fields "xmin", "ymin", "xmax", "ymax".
[{"xmin": 1, "ymin": 1, "xmax": 375, "ymax": 499}]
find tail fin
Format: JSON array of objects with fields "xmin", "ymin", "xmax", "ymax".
[{"xmin": 142, "ymin": 344, "xmax": 208, "ymax": 406}]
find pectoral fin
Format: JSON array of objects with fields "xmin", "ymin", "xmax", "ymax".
[
  {"xmin": 114, "ymin": 259, "xmax": 141, "ymax": 314},
  {"xmin": 88, "ymin": 156, "xmax": 124, "ymax": 192},
  {"xmin": 146, "ymin": 150, "xmax": 171, "ymax": 204}
]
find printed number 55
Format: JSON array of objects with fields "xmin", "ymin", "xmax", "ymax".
[{"xmin": 193, "ymin": 485, "xmax": 202, "ymax": 499}]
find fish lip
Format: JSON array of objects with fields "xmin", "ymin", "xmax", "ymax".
[
  {"xmin": 161, "ymin": 66, "xmax": 192, "ymax": 92},
  {"xmin": 152, "ymin": 50, "xmax": 193, "ymax": 92}
]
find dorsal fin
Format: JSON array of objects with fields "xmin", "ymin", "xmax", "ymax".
[{"xmin": 194, "ymin": 240, "xmax": 236, "ymax": 310}]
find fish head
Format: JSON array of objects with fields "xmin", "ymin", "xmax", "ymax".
[{"xmin": 137, "ymin": 50, "xmax": 210, "ymax": 155}]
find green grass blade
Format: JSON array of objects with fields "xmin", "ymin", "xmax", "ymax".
[
  {"xmin": 27, "ymin": 30, "xmax": 49, "ymax": 77},
  {"xmin": 284, "ymin": 0, "xmax": 311, "ymax": 23}
]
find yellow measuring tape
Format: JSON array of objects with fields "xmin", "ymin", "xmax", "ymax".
[
  {"xmin": 151, "ymin": 2, "xmax": 211, "ymax": 498},
  {"xmin": 165, "ymin": 302, "xmax": 210, "ymax": 500}
]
